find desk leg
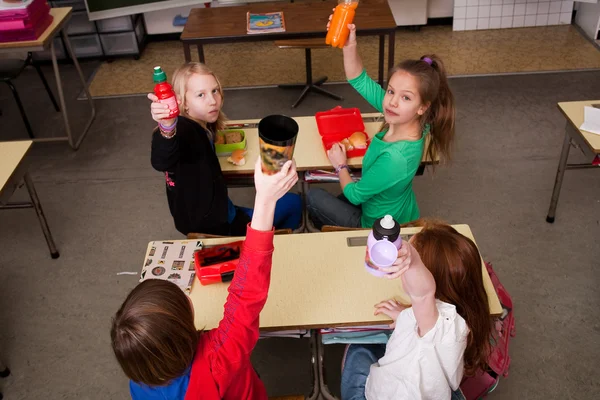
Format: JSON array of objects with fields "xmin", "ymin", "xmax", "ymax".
[
  {"xmin": 378, "ymin": 35, "xmax": 385, "ymax": 86},
  {"xmin": 546, "ymin": 127, "xmax": 572, "ymax": 223},
  {"xmin": 52, "ymin": 30, "xmax": 96, "ymax": 150},
  {"xmin": 197, "ymin": 44, "xmax": 205, "ymax": 63},
  {"xmin": 183, "ymin": 43, "xmax": 191, "ymax": 63},
  {"xmin": 308, "ymin": 331, "xmax": 338, "ymax": 400},
  {"xmin": 24, "ymin": 172, "xmax": 60, "ymax": 259},
  {"xmin": 388, "ymin": 30, "xmax": 395, "ymax": 75},
  {"xmin": 295, "ymin": 171, "xmax": 307, "ymax": 233}
]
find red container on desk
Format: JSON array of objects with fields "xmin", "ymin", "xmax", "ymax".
[
  {"xmin": 193, "ymin": 240, "xmax": 245, "ymax": 286},
  {"xmin": 315, "ymin": 106, "xmax": 370, "ymax": 158}
]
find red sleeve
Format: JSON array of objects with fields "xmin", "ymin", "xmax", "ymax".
[{"xmin": 208, "ymin": 224, "xmax": 274, "ymax": 393}]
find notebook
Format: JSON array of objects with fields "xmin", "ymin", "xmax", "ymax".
[{"xmin": 246, "ymin": 11, "xmax": 285, "ymax": 34}]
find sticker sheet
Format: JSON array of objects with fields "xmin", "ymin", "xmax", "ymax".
[{"xmin": 140, "ymin": 240, "xmax": 203, "ymax": 293}]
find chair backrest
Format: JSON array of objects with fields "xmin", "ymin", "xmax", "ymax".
[
  {"xmin": 320, "ymin": 219, "xmax": 425, "ymax": 232},
  {"xmin": 187, "ymin": 228, "xmax": 292, "ymax": 239}
]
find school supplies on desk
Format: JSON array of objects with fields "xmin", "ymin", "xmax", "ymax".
[
  {"xmin": 247, "ymin": 11, "xmax": 286, "ymax": 34},
  {"xmin": 140, "ymin": 240, "xmax": 204, "ymax": 293},
  {"xmin": 193, "ymin": 240, "xmax": 244, "ymax": 286},
  {"xmin": 304, "ymin": 169, "xmax": 362, "ymax": 183}
]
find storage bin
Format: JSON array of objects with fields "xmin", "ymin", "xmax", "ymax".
[
  {"xmin": 315, "ymin": 106, "xmax": 370, "ymax": 158},
  {"xmin": 66, "ymin": 10, "xmax": 96, "ymax": 35},
  {"xmin": 100, "ymin": 31, "xmax": 139, "ymax": 56},
  {"xmin": 69, "ymin": 33, "xmax": 103, "ymax": 58},
  {"xmin": 52, "ymin": 0, "xmax": 86, "ymax": 11},
  {"xmin": 32, "ymin": 37, "xmax": 66, "ymax": 61},
  {"xmin": 96, "ymin": 15, "xmax": 134, "ymax": 33}
]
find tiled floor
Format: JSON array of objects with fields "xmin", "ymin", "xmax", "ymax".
[{"xmin": 87, "ymin": 24, "xmax": 600, "ymax": 97}]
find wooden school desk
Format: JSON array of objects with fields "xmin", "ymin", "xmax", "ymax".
[
  {"xmin": 0, "ymin": 7, "xmax": 95, "ymax": 150},
  {"xmin": 219, "ymin": 113, "xmax": 435, "ymax": 176},
  {"xmin": 143, "ymin": 225, "xmax": 501, "ymax": 398},
  {"xmin": 0, "ymin": 141, "xmax": 59, "ymax": 258},
  {"xmin": 546, "ymin": 101, "xmax": 600, "ymax": 223},
  {"xmin": 181, "ymin": 0, "xmax": 397, "ymax": 86}
]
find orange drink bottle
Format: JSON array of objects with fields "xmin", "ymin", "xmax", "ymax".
[{"xmin": 326, "ymin": 0, "xmax": 359, "ymax": 48}]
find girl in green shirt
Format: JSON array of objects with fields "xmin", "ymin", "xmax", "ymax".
[{"xmin": 307, "ymin": 23, "xmax": 456, "ymax": 229}]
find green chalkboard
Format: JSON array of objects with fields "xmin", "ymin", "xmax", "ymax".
[{"xmin": 86, "ymin": 0, "xmax": 167, "ymax": 13}]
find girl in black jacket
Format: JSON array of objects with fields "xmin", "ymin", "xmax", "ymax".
[{"xmin": 148, "ymin": 62, "xmax": 302, "ymax": 236}]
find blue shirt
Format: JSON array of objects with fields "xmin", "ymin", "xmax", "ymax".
[{"xmin": 129, "ymin": 367, "xmax": 190, "ymax": 400}]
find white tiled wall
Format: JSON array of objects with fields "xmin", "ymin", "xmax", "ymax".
[{"xmin": 453, "ymin": 0, "xmax": 574, "ymax": 31}]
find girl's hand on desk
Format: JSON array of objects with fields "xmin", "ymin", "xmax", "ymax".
[
  {"xmin": 253, "ymin": 157, "xmax": 299, "ymax": 203},
  {"xmin": 327, "ymin": 143, "xmax": 347, "ymax": 168},
  {"xmin": 148, "ymin": 93, "xmax": 176, "ymax": 127},
  {"xmin": 374, "ymin": 299, "xmax": 406, "ymax": 329}
]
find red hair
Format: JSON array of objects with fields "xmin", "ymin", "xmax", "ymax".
[{"xmin": 411, "ymin": 220, "xmax": 493, "ymax": 375}]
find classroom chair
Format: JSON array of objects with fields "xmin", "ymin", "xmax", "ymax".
[
  {"xmin": 0, "ymin": 52, "xmax": 60, "ymax": 139},
  {"xmin": 275, "ymin": 39, "xmax": 342, "ymax": 108},
  {"xmin": 187, "ymin": 228, "xmax": 293, "ymax": 239}
]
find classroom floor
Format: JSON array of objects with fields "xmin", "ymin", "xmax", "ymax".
[
  {"xmin": 87, "ymin": 24, "xmax": 600, "ymax": 97},
  {"xmin": 1, "ymin": 61, "xmax": 599, "ymax": 399}
]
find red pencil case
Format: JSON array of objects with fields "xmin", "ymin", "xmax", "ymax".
[
  {"xmin": 193, "ymin": 240, "xmax": 244, "ymax": 285},
  {"xmin": 315, "ymin": 106, "xmax": 370, "ymax": 158}
]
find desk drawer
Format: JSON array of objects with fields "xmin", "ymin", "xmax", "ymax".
[{"xmin": 66, "ymin": 11, "xmax": 96, "ymax": 35}]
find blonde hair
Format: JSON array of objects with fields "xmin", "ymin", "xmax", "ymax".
[{"xmin": 171, "ymin": 62, "xmax": 228, "ymax": 138}]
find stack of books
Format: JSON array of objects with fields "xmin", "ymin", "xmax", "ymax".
[{"xmin": 0, "ymin": 0, "xmax": 53, "ymax": 42}]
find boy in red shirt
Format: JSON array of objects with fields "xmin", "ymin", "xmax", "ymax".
[{"xmin": 111, "ymin": 158, "xmax": 299, "ymax": 399}]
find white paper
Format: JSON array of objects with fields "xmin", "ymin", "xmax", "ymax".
[{"xmin": 579, "ymin": 106, "xmax": 600, "ymax": 135}]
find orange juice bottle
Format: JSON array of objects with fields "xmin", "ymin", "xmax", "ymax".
[{"xmin": 326, "ymin": 0, "xmax": 359, "ymax": 49}]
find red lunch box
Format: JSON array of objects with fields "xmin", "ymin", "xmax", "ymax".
[
  {"xmin": 315, "ymin": 106, "xmax": 370, "ymax": 158},
  {"xmin": 193, "ymin": 240, "xmax": 244, "ymax": 286}
]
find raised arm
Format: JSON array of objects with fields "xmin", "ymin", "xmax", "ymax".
[
  {"xmin": 375, "ymin": 242, "xmax": 439, "ymax": 337},
  {"xmin": 208, "ymin": 159, "xmax": 299, "ymax": 392},
  {"xmin": 149, "ymin": 92, "xmax": 181, "ymax": 171},
  {"xmin": 342, "ymin": 24, "xmax": 363, "ymax": 80}
]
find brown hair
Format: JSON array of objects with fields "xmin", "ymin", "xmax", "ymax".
[
  {"xmin": 410, "ymin": 220, "xmax": 493, "ymax": 376},
  {"xmin": 385, "ymin": 54, "xmax": 455, "ymax": 164},
  {"xmin": 171, "ymin": 62, "xmax": 228, "ymax": 139},
  {"xmin": 111, "ymin": 279, "xmax": 198, "ymax": 386}
]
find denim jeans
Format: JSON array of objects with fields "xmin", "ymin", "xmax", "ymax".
[
  {"xmin": 340, "ymin": 344, "xmax": 467, "ymax": 400},
  {"xmin": 306, "ymin": 188, "xmax": 362, "ymax": 229},
  {"xmin": 238, "ymin": 192, "xmax": 302, "ymax": 230}
]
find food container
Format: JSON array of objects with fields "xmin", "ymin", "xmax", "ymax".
[
  {"xmin": 315, "ymin": 106, "xmax": 370, "ymax": 158},
  {"xmin": 215, "ymin": 129, "xmax": 247, "ymax": 156}
]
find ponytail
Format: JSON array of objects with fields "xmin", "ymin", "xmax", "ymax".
[
  {"xmin": 422, "ymin": 55, "xmax": 455, "ymax": 164},
  {"xmin": 386, "ymin": 55, "xmax": 456, "ymax": 166}
]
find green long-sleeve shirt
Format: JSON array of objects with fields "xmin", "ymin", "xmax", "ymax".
[{"xmin": 344, "ymin": 70, "xmax": 427, "ymax": 228}]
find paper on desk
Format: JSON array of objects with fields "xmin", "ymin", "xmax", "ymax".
[{"xmin": 579, "ymin": 106, "xmax": 600, "ymax": 135}]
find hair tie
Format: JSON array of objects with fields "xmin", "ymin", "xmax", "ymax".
[{"xmin": 422, "ymin": 57, "xmax": 433, "ymax": 66}]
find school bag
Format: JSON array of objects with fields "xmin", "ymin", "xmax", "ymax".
[{"xmin": 459, "ymin": 262, "xmax": 515, "ymax": 399}]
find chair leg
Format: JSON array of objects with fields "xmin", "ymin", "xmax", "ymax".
[
  {"xmin": 292, "ymin": 85, "xmax": 312, "ymax": 109},
  {"xmin": 33, "ymin": 64, "xmax": 60, "ymax": 112},
  {"xmin": 314, "ymin": 76, "xmax": 328, "ymax": 86},
  {"xmin": 311, "ymin": 85, "xmax": 343, "ymax": 101},
  {"xmin": 5, "ymin": 81, "xmax": 34, "ymax": 139}
]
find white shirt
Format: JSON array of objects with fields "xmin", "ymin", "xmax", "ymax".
[{"xmin": 365, "ymin": 300, "xmax": 468, "ymax": 400}]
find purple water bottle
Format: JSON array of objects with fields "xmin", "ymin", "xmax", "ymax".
[{"xmin": 365, "ymin": 215, "xmax": 402, "ymax": 277}]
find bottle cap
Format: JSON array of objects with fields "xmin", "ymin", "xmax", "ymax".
[
  {"xmin": 153, "ymin": 66, "xmax": 167, "ymax": 84},
  {"xmin": 373, "ymin": 215, "xmax": 400, "ymax": 242},
  {"xmin": 380, "ymin": 215, "xmax": 394, "ymax": 229}
]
